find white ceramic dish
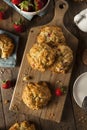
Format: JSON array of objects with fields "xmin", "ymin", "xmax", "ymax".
[
  {"xmin": 12, "ymin": 0, "xmax": 50, "ymax": 20},
  {"xmin": 73, "ymin": 72, "xmax": 87, "ymax": 107},
  {"xmin": 74, "ymin": 8, "xmax": 87, "ymax": 32},
  {"xmin": 3, "ymin": 0, "xmax": 50, "ymax": 20},
  {"xmin": 0, "ymin": 30, "xmax": 19, "ymax": 67}
]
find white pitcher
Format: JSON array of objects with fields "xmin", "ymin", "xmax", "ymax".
[{"xmin": 74, "ymin": 8, "xmax": 87, "ymax": 32}]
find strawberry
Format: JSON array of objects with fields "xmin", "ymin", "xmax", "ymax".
[
  {"xmin": 13, "ymin": 18, "xmax": 25, "ymax": 33},
  {"xmin": 19, "ymin": 0, "xmax": 34, "ymax": 12},
  {"xmin": 55, "ymin": 86, "xmax": 66, "ymax": 97},
  {"xmin": 42, "ymin": 0, "xmax": 47, "ymax": 5},
  {"xmin": 0, "ymin": 8, "xmax": 5, "ymax": 20},
  {"xmin": 2, "ymin": 80, "xmax": 11, "ymax": 89},
  {"xmin": 11, "ymin": 0, "xmax": 22, "ymax": 5},
  {"xmin": 34, "ymin": 0, "xmax": 45, "ymax": 11},
  {"xmin": 55, "ymin": 88, "xmax": 62, "ymax": 96}
]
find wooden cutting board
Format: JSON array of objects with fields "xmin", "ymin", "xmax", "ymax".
[{"xmin": 9, "ymin": 0, "xmax": 78, "ymax": 123}]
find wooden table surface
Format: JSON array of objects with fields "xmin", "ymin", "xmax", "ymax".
[{"xmin": 0, "ymin": 0, "xmax": 87, "ymax": 130}]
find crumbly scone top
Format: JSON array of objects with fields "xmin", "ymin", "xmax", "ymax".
[
  {"xmin": 27, "ymin": 43, "xmax": 56, "ymax": 71},
  {"xmin": 0, "ymin": 34, "xmax": 14, "ymax": 59},
  {"xmin": 22, "ymin": 82, "xmax": 51, "ymax": 110},
  {"xmin": 37, "ymin": 26, "xmax": 66, "ymax": 44},
  {"xmin": 51, "ymin": 44, "xmax": 73, "ymax": 73},
  {"xmin": 9, "ymin": 121, "xmax": 36, "ymax": 130}
]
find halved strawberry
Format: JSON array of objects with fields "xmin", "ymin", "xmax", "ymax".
[
  {"xmin": 19, "ymin": 0, "xmax": 34, "ymax": 12},
  {"xmin": 2, "ymin": 80, "xmax": 11, "ymax": 89},
  {"xmin": 11, "ymin": 0, "xmax": 22, "ymax": 5}
]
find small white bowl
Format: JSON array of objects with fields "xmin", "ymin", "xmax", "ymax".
[
  {"xmin": 12, "ymin": 0, "xmax": 50, "ymax": 20},
  {"xmin": 73, "ymin": 72, "xmax": 87, "ymax": 107},
  {"xmin": 74, "ymin": 8, "xmax": 87, "ymax": 32}
]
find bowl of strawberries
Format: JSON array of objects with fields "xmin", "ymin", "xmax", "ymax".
[{"xmin": 11, "ymin": 0, "xmax": 50, "ymax": 20}]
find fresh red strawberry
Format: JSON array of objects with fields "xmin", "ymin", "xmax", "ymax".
[
  {"xmin": 19, "ymin": 0, "xmax": 34, "ymax": 12},
  {"xmin": 55, "ymin": 88, "xmax": 62, "ymax": 96},
  {"xmin": 0, "ymin": 11, "xmax": 5, "ymax": 20},
  {"xmin": 55, "ymin": 86, "xmax": 66, "ymax": 96},
  {"xmin": 13, "ymin": 18, "xmax": 25, "ymax": 33},
  {"xmin": 34, "ymin": 0, "xmax": 44, "ymax": 11},
  {"xmin": 13, "ymin": 24, "xmax": 24, "ymax": 32},
  {"xmin": 0, "ymin": 8, "xmax": 5, "ymax": 20},
  {"xmin": 2, "ymin": 80, "xmax": 11, "ymax": 89},
  {"xmin": 42, "ymin": 0, "xmax": 47, "ymax": 5},
  {"xmin": 11, "ymin": 0, "xmax": 22, "ymax": 5}
]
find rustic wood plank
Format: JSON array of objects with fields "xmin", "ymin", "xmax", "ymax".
[
  {"xmin": 1, "ymin": 0, "xmax": 87, "ymax": 129},
  {"xmin": 40, "ymin": 92, "xmax": 76, "ymax": 130},
  {"xmin": 9, "ymin": 0, "xmax": 78, "ymax": 123},
  {"xmin": 0, "ymin": 67, "xmax": 42, "ymax": 130},
  {"xmin": 0, "ymin": 87, "xmax": 6, "ymax": 130},
  {"xmin": 0, "ymin": 68, "xmax": 19, "ymax": 129},
  {"xmin": 0, "ymin": 1, "xmax": 42, "ymax": 130},
  {"xmin": 65, "ymin": 1, "xmax": 87, "ymax": 130}
]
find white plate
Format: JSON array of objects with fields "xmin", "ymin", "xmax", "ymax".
[
  {"xmin": 0, "ymin": 29, "xmax": 19, "ymax": 67},
  {"xmin": 73, "ymin": 72, "xmax": 87, "ymax": 107}
]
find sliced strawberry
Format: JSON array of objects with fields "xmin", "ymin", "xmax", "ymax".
[
  {"xmin": 11, "ymin": 0, "xmax": 22, "ymax": 5},
  {"xmin": 2, "ymin": 80, "xmax": 11, "ymax": 89}
]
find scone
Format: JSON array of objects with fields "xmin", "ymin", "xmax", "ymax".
[
  {"xmin": 27, "ymin": 43, "xmax": 56, "ymax": 71},
  {"xmin": 51, "ymin": 44, "xmax": 73, "ymax": 73},
  {"xmin": 37, "ymin": 26, "xmax": 66, "ymax": 44},
  {"xmin": 0, "ymin": 34, "xmax": 14, "ymax": 59},
  {"xmin": 22, "ymin": 82, "xmax": 51, "ymax": 110},
  {"xmin": 9, "ymin": 121, "xmax": 36, "ymax": 130}
]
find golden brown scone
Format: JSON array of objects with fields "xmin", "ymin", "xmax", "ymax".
[
  {"xmin": 27, "ymin": 43, "xmax": 56, "ymax": 72},
  {"xmin": 51, "ymin": 44, "xmax": 73, "ymax": 73},
  {"xmin": 22, "ymin": 82, "xmax": 51, "ymax": 110},
  {"xmin": 0, "ymin": 34, "xmax": 14, "ymax": 59},
  {"xmin": 37, "ymin": 26, "xmax": 66, "ymax": 44},
  {"xmin": 9, "ymin": 121, "xmax": 36, "ymax": 130}
]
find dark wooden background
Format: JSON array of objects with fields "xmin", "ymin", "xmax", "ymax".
[{"xmin": 0, "ymin": 0, "xmax": 87, "ymax": 130}]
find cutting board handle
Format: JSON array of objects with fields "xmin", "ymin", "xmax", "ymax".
[{"xmin": 52, "ymin": 0, "xmax": 69, "ymax": 26}]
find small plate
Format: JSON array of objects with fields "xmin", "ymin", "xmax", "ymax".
[
  {"xmin": 73, "ymin": 72, "xmax": 87, "ymax": 107},
  {"xmin": 0, "ymin": 29, "xmax": 19, "ymax": 67}
]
